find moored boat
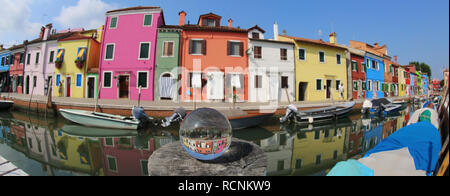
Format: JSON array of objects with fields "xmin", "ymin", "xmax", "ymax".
[
  {"xmin": 280, "ymin": 101, "xmax": 355, "ymax": 124},
  {"xmin": 61, "ymin": 124, "xmax": 139, "ymax": 137},
  {"xmin": 0, "ymin": 100, "xmax": 14, "ymax": 110},
  {"xmin": 59, "ymin": 109, "xmax": 140, "ymax": 130}
]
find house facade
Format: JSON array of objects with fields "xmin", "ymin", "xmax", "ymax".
[
  {"xmin": 348, "ymin": 47, "xmax": 366, "ymax": 100},
  {"xmin": 178, "ymin": 12, "xmax": 249, "ymax": 102},
  {"xmin": 9, "ymin": 44, "xmax": 26, "ymax": 94},
  {"xmin": 392, "ymin": 63, "xmax": 399, "ymax": 96},
  {"xmin": 98, "ymin": 6, "xmax": 165, "ymax": 101},
  {"xmin": 53, "ymin": 28, "xmax": 102, "ymax": 99},
  {"xmin": 398, "ymin": 66, "xmax": 406, "ymax": 97},
  {"xmin": 0, "ymin": 47, "xmax": 11, "ymax": 92},
  {"xmin": 279, "ymin": 32, "xmax": 348, "ymax": 102},
  {"xmin": 154, "ymin": 26, "xmax": 181, "ymax": 101},
  {"xmin": 248, "ymin": 24, "xmax": 295, "ymax": 103}
]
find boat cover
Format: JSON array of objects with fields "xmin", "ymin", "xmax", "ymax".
[{"xmin": 328, "ymin": 122, "xmax": 441, "ymax": 176}]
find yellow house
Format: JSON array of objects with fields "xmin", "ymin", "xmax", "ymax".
[
  {"xmin": 398, "ymin": 66, "xmax": 406, "ymax": 97},
  {"xmin": 54, "ymin": 27, "xmax": 102, "ymax": 98},
  {"xmin": 279, "ymin": 33, "xmax": 348, "ymax": 101}
]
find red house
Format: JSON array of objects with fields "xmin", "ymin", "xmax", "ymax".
[
  {"xmin": 348, "ymin": 47, "xmax": 366, "ymax": 100},
  {"xmin": 9, "ymin": 44, "xmax": 26, "ymax": 94}
]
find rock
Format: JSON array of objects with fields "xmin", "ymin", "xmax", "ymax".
[{"xmin": 148, "ymin": 138, "xmax": 267, "ymax": 176}]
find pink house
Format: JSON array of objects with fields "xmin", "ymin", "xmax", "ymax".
[{"xmin": 99, "ymin": 6, "xmax": 165, "ymax": 101}]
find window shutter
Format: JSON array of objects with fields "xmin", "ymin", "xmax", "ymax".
[
  {"xmin": 201, "ymin": 40, "xmax": 207, "ymax": 55},
  {"xmin": 189, "ymin": 40, "xmax": 193, "ymax": 54},
  {"xmin": 239, "ymin": 42, "xmax": 244, "ymax": 57},
  {"xmin": 227, "ymin": 41, "xmax": 231, "ymax": 56}
]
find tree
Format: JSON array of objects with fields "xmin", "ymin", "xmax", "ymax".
[{"xmin": 409, "ymin": 61, "xmax": 432, "ymax": 77}]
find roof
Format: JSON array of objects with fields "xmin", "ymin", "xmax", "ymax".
[
  {"xmin": 106, "ymin": 6, "xmax": 161, "ymax": 14},
  {"xmin": 249, "ymin": 38, "xmax": 294, "ymax": 45},
  {"xmin": 248, "ymin": 25, "xmax": 265, "ymax": 33},
  {"xmin": 26, "ymin": 32, "xmax": 74, "ymax": 45},
  {"xmin": 279, "ymin": 35, "xmax": 347, "ymax": 50},
  {"xmin": 8, "ymin": 44, "xmax": 25, "ymax": 51},
  {"xmin": 180, "ymin": 25, "xmax": 248, "ymax": 33}
]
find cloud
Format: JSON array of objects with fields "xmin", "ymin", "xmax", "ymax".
[
  {"xmin": 54, "ymin": 0, "xmax": 118, "ymax": 30},
  {"xmin": 0, "ymin": 0, "xmax": 42, "ymax": 45}
]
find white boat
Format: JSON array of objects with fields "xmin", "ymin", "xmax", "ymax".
[
  {"xmin": 0, "ymin": 100, "xmax": 14, "ymax": 110},
  {"xmin": 280, "ymin": 101, "xmax": 356, "ymax": 124},
  {"xmin": 59, "ymin": 109, "xmax": 140, "ymax": 130}
]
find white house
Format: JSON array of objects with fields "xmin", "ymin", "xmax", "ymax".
[{"xmin": 247, "ymin": 24, "xmax": 295, "ymax": 103}]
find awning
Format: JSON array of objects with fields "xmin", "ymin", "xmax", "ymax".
[
  {"xmin": 56, "ymin": 49, "xmax": 64, "ymax": 61},
  {"xmin": 77, "ymin": 48, "xmax": 86, "ymax": 60}
]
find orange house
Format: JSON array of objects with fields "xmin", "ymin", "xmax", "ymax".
[{"xmin": 178, "ymin": 11, "xmax": 249, "ymax": 102}]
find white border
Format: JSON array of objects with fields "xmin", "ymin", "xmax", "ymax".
[
  {"xmin": 138, "ymin": 42, "xmax": 151, "ymax": 60},
  {"xmin": 143, "ymin": 14, "xmax": 153, "ymax": 27},
  {"xmin": 109, "ymin": 16, "xmax": 118, "ymax": 29},
  {"xmin": 161, "ymin": 41, "xmax": 175, "ymax": 57},
  {"xmin": 104, "ymin": 43, "xmax": 115, "ymax": 61},
  {"xmin": 102, "ymin": 71, "xmax": 113, "ymax": 88},
  {"xmin": 136, "ymin": 71, "xmax": 149, "ymax": 89}
]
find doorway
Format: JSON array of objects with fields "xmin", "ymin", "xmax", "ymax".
[
  {"xmin": 87, "ymin": 77, "xmax": 95, "ymax": 98},
  {"xmin": 326, "ymin": 79, "xmax": 332, "ymax": 99},
  {"xmin": 298, "ymin": 82, "xmax": 308, "ymax": 101},
  {"xmin": 159, "ymin": 73, "xmax": 174, "ymax": 100},
  {"xmin": 66, "ymin": 76, "xmax": 71, "ymax": 97},
  {"xmin": 118, "ymin": 75, "xmax": 129, "ymax": 99}
]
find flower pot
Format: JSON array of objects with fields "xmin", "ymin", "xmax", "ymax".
[
  {"xmin": 55, "ymin": 61, "xmax": 62, "ymax": 69},
  {"xmin": 75, "ymin": 60, "xmax": 84, "ymax": 69}
]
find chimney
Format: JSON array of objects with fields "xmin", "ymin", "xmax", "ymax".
[
  {"xmin": 228, "ymin": 19, "xmax": 233, "ymax": 28},
  {"xmin": 394, "ymin": 56, "xmax": 398, "ymax": 64},
  {"xmin": 273, "ymin": 22, "xmax": 279, "ymax": 40},
  {"xmin": 282, "ymin": 30, "xmax": 287, "ymax": 36},
  {"xmin": 39, "ymin": 26, "xmax": 45, "ymax": 39},
  {"xmin": 374, "ymin": 42, "xmax": 379, "ymax": 47},
  {"xmin": 329, "ymin": 32, "xmax": 337, "ymax": 44},
  {"xmin": 179, "ymin": 11, "xmax": 186, "ymax": 26},
  {"xmin": 43, "ymin": 23, "xmax": 53, "ymax": 41}
]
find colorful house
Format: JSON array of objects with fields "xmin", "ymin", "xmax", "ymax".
[
  {"xmin": 423, "ymin": 73, "xmax": 428, "ymax": 96},
  {"xmin": 9, "ymin": 44, "xmax": 26, "ymax": 94},
  {"xmin": 392, "ymin": 63, "xmax": 399, "ymax": 96},
  {"xmin": 178, "ymin": 11, "xmax": 249, "ymax": 102},
  {"xmin": 99, "ymin": 6, "xmax": 165, "ymax": 101},
  {"xmin": 248, "ymin": 24, "xmax": 295, "ymax": 103},
  {"xmin": 53, "ymin": 28, "xmax": 102, "ymax": 98},
  {"xmin": 410, "ymin": 72, "xmax": 415, "ymax": 97},
  {"xmin": 398, "ymin": 66, "xmax": 407, "ymax": 97},
  {"xmin": 154, "ymin": 26, "xmax": 181, "ymax": 101},
  {"xmin": 24, "ymin": 24, "xmax": 73, "ymax": 96},
  {"xmin": 347, "ymin": 47, "xmax": 366, "ymax": 100},
  {"xmin": 279, "ymin": 32, "xmax": 348, "ymax": 101},
  {"xmin": 0, "ymin": 47, "xmax": 11, "ymax": 92},
  {"xmin": 349, "ymin": 41, "xmax": 385, "ymax": 99}
]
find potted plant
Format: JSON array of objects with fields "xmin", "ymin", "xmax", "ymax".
[
  {"xmin": 75, "ymin": 58, "xmax": 85, "ymax": 69},
  {"xmin": 55, "ymin": 59, "xmax": 63, "ymax": 69}
]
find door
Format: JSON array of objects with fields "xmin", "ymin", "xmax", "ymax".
[
  {"xmin": 160, "ymin": 73, "xmax": 174, "ymax": 100},
  {"xmin": 87, "ymin": 77, "xmax": 95, "ymax": 98},
  {"xmin": 326, "ymin": 79, "xmax": 332, "ymax": 99},
  {"xmin": 298, "ymin": 82, "xmax": 308, "ymax": 101},
  {"xmin": 118, "ymin": 75, "xmax": 129, "ymax": 99},
  {"xmin": 66, "ymin": 76, "xmax": 71, "ymax": 97}
]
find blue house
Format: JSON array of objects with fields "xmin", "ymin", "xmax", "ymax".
[
  {"xmin": 423, "ymin": 74, "xmax": 428, "ymax": 96},
  {"xmin": 410, "ymin": 72, "xmax": 415, "ymax": 96},
  {"xmin": 0, "ymin": 48, "xmax": 12, "ymax": 92},
  {"xmin": 364, "ymin": 52, "xmax": 385, "ymax": 99}
]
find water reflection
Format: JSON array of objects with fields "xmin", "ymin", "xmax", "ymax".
[{"xmin": 0, "ymin": 104, "xmax": 417, "ymax": 176}]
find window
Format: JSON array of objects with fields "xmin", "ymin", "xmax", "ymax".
[
  {"xmin": 1, "ymin": 57, "xmax": 4, "ymax": 66},
  {"xmin": 372, "ymin": 60, "xmax": 376, "ymax": 69},
  {"xmin": 105, "ymin": 44, "xmax": 115, "ymax": 60},
  {"xmin": 103, "ymin": 72, "xmax": 112, "ymax": 88},
  {"xmin": 280, "ymin": 48, "xmax": 287, "ymax": 60},
  {"xmin": 49, "ymin": 51, "xmax": 54, "ymax": 63},
  {"xmin": 35, "ymin": 52, "xmax": 40, "ymax": 64},
  {"xmin": 298, "ymin": 49, "xmax": 306, "ymax": 61},
  {"xmin": 189, "ymin": 40, "xmax": 205, "ymax": 55},
  {"xmin": 228, "ymin": 41, "xmax": 243, "ymax": 56},
  {"xmin": 27, "ymin": 54, "xmax": 31, "ymax": 65},
  {"xmin": 139, "ymin": 42, "xmax": 150, "ymax": 59},
  {"xmin": 252, "ymin": 32, "xmax": 260, "ymax": 39},
  {"xmin": 254, "ymin": 46, "xmax": 262, "ymax": 59},
  {"xmin": 362, "ymin": 81, "xmax": 366, "ymax": 90},
  {"xmin": 162, "ymin": 41, "xmax": 174, "ymax": 57},
  {"xmin": 107, "ymin": 156, "xmax": 118, "ymax": 172},
  {"xmin": 353, "ymin": 81, "xmax": 358, "ymax": 91},
  {"xmin": 9, "ymin": 55, "xmax": 14, "ymax": 65},
  {"xmin": 202, "ymin": 18, "xmax": 216, "ymax": 27},
  {"xmin": 56, "ymin": 74, "xmax": 61, "ymax": 86},
  {"xmin": 281, "ymin": 76, "xmax": 289, "ymax": 89},
  {"xmin": 140, "ymin": 160, "xmax": 149, "ymax": 176},
  {"xmin": 315, "ymin": 154, "xmax": 322, "ymax": 165},
  {"xmin": 19, "ymin": 53, "xmax": 24, "ymax": 64},
  {"xmin": 33, "ymin": 76, "xmax": 37, "ymax": 87},
  {"xmin": 319, "ymin": 51, "xmax": 325, "ymax": 63},
  {"xmin": 316, "ymin": 79, "xmax": 322, "ymax": 91},
  {"xmin": 335, "ymin": 80, "xmax": 341, "ymax": 91},
  {"xmin": 336, "ymin": 54, "xmax": 341, "ymax": 64},
  {"xmin": 143, "ymin": 14, "xmax": 153, "ymax": 26},
  {"xmin": 255, "ymin": 75, "xmax": 262, "ymax": 88},
  {"xmin": 333, "ymin": 150, "xmax": 338, "ymax": 160},
  {"xmin": 368, "ymin": 80, "xmax": 372, "ymax": 91},
  {"xmin": 76, "ymin": 74, "xmax": 82, "ymax": 87},
  {"xmin": 109, "ymin": 17, "xmax": 118, "ymax": 29},
  {"xmin": 137, "ymin": 71, "xmax": 148, "ymax": 88},
  {"xmin": 361, "ymin": 63, "xmax": 366, "ymax": 72}
]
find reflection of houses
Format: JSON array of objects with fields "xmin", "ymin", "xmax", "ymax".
[
  {"xmin": 362, "ymin": 118, "xmax": 383, "ymax": 153},
  {"xmin": 347, "ymin": 119, "xmax": 364, "ymax": 158},
  {"xmin": 182, "ymin": 137, "xmax": 229, "ymax": 155},
  {"xmin": 290, "ymin": 126, "xmax": 347, "ymax": 176},
  {"xmin": 100, "ymin": 136, "xmax": 155, "ymax": 176},
  {"xmin": 259, "ymin": 131, "xmax": 294, "ymax": 176}
]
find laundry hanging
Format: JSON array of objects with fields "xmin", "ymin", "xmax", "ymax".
[
  {"xmin": 159, "ymin": 75, "xmax": 173, "ymax": 98},
  {"xmin": 207, "ymin": 72, "xmax": 224, "ymax": 100}
]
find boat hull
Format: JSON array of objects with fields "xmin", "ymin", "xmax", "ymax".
[
  {"xmin": 295, "ymin": 102, "xmax": 355, "ymax": 124},
  {"xmin": 59, "ymin": 109, "xmax": 139, "ymax": 130},
  {"xmin": 230, "ymin": 113, "xmax": 274, "ymax": 130}
]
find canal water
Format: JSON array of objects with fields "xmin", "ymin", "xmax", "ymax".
[{"xmin": 0, "ymin": 105, "xmax": 418, "ymax": 176}]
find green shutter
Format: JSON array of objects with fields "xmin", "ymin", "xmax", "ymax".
[{"xmin": 144, "ymin": 15, "xmax": 153, "ymax": 26}]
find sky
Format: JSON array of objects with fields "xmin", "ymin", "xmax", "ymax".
[{"xmin": 0, "ymin": 0, "xmax": 448, "ymax": 80}]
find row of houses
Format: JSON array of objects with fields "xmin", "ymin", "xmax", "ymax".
[{"xmin": 0, "ymin": 6, "xmax": 430, "ymax": 103}]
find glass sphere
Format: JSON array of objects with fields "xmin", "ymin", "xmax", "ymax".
[{"xmin": 179, "ymin": 108, "xmax": 232, "ymax": 160}]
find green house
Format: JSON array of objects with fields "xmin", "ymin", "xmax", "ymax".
[{"xmin": 154, "ymin": 27, "xmax": 181, "ymax": 101}]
